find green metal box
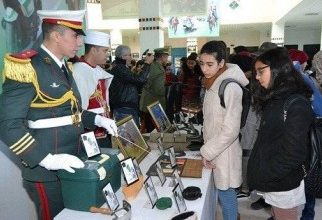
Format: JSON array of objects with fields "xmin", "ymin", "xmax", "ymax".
[{"xmin": 57, "ymin": 153, "xmax": 121, "ymax": 211}]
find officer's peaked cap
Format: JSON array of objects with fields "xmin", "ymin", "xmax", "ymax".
[{"xmin": 37, "ymin": 10, "xmax": 86, "ymax": 36}]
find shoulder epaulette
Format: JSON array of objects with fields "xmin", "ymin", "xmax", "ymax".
[{"xmin": 2, "ymin": 50, "xmax": 37, "ymax": 83}]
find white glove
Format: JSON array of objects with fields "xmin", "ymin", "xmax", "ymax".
[
  {"xmin": 39, "ymin": 153, "xmax": 84, "ymax": 173},
  {"xmin": 95, "ymin": 115, "xmax": 118, "ymax": 137}
]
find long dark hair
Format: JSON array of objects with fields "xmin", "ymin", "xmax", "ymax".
[
  {"xmin": 181, "ymin": 55, "xmax": 203, "ymax": 81},
  {"xmin": 252, "ymin": 47, "xmax": 312, "ymax": 113}
]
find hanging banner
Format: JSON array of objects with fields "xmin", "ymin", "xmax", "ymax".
[{"xmin": 168, "ymin": 0, "xmax": 219, "ymax": 38}]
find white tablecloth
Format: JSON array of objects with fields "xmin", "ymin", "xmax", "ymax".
[{"xmin": 54, "ymin": 151, "xmax": 217, "ymax": 220}]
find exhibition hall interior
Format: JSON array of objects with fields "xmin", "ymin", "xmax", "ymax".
[{"xmin": 0, "ymin": 0, "xmax": 322, "ymax": 219}]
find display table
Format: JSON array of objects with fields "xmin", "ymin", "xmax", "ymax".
[{"xmin": 54, "ymin": 151, "xmax": 217, "ymax": 220}]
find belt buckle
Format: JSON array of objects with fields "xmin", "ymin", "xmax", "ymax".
[{"xmin": 71, "ymin": 113, "xmax": 81, "ymax": 125}]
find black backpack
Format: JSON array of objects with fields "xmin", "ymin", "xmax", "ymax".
[
  {"xmin": 218, "ymin": 78, "xmax": 251, "ymax": 128},
  {"xmin": 284, "ymin": 95, "xmax": 322, "ymax": 197}
]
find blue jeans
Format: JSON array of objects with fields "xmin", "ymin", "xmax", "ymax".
[
  {"xmin": 113, "ymin": 107, "xmax": 140, "ymax": 127},
  {"xmin": 300, "ymin": 190, "xmax": 315, "ymax": 220},
  {"xmin": 218, "ymin": 188, "xmax": 238, "ymax": 220}
]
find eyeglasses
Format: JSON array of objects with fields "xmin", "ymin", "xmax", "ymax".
[{"xmin": 255, "ymin": 65, "xmax": 270, "ymax": 76}]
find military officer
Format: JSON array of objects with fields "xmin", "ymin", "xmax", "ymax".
[
  {"xmin": 0, "ymin": 10, "xmax": 117, "ymax": 220},
  {"xmin": 73, "ymin": 30, "xmax": 114, "ymax": 148},
  {"xmin": 140, "ymin": 48, "xmax": 169, "ymax": 132}
]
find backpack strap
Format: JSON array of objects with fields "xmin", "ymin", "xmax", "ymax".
[
  {"xmin": 218, "ymin": 78, "xmax": 240, "ymax": 108},
  {"xmin": 283, "ymin": 94, "xmax": 307, "ymax": 121}
]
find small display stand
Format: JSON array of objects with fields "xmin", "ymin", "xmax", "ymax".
[{"xmin": 122, "ymin": 175, "xmax": 144, "ymax": 201}]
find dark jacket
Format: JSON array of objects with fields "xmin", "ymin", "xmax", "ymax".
[
  {"xmin": 247, "ymin": 92, "xmax": 313, "ymax": 192},
  {"xmin": 0, "ymin": 48, "xmax": 96, "ymax": 182},
  {"xmin": 109, "ymin": 58, "xmax": 150, "ymax": 110}
]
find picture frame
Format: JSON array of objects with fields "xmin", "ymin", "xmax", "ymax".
[
  {"xmin": 80, "ymin": 131, "xmax": 101, "ymax": 158},
  {"xmin": 147, "ymin": 101, "xmax": 173, "ymax": 132},
  {"xmin": 173, "ymin": 169, "xmax": 184, "ymax": 191},
  {"xmin": 132, "ymin": 53, "xmax": 140, "ymax": 59},
  {"xmin": 156, "ymin": 138, "xmax": 165, "ymax": 154},
  {"xmin": 167, "ymin": 146, "xmax": 177, "ymax": 168},
  {"xmin": 132, "ymin": 158, "xmax": 142, "ymax": 176},
  {"xmin": 102, "ymin": 183, "xmax": 119, "ymax": 211},
  {"xmin": 114, "ymin": 116, "xmax": 150, "ymax": 163},
  {"xmin": 173, "ymin": 183, "xmax": 187, "ymax": 213},
  {"xmin": 155, "ymin": 160, "xmax": 166, "ymax": 186},
  {"xmin": 144, "ymin": 176, "xmax": 158, "ymax": 208},
  {"xmin": 120, "ymin": 157, "xmax": 139, "ymax": 186},
  {"xmin": 112, "ymin": 201, "xmax": 131, "ymax": 219}
]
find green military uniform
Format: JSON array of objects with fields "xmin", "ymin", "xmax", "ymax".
[
  {"xmin": 139, "ymin": 61, "xmax": 166, "ymax": 132},
  {"xmin": 0, "ymin": 48, "xmax": 97, "ymax": 218},
  {"xmin": 139, "ymin": 48, "xmax": 168, "ymax": 132},
  {"xmin": 140, "ymin": 61, "xmax": 166, "ymax": 112}
]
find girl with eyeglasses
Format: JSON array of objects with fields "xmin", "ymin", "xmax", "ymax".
[{"xmin": 247, "ymin": 47, "xmax": 313, "ymax": 220}]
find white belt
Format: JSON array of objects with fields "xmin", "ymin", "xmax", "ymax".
[
  {"xmin": 28, "ymin": 114, "xmax": 82, "ymax": 129},
  {"xmin": 87, "ymin": 107, "xmax": 105, "ymax": 114}
]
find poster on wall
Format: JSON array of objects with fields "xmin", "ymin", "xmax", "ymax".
[
  {"xmin": 167, "ymin": 0, "xmax": 219, "ymax": 38},
  {"xmin": 0, "ymin": 0, "xmax": 86, "ymax": 91}
]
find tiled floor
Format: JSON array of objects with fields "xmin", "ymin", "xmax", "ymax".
[{"xmin": 215, "ymin": 197, "xmax": 322, "ymax": 220}]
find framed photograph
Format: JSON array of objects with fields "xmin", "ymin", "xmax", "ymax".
[
  {"xmin": 132, "ymin": 53, "xmax": 140, "ymax": 59},
  {"xmin": 173, "ymin": 183, "xmax": 187, "ymax": 213},
  {"xmin": 112, "ymin": 201, "xmax": 131, "ymax": 219},
  {"xmin": 167, "ymin": 146, "xmax": 177, "ymax": 168},
  {"xmin": 114, "ymin": 116, "xmax": 150, "ymax": 163},
  {"xmin": 144, "ymin": 176, "xmax": 158, "ymax": 208},
  {"xmin": 156, "ymin": 138, "xmax": 165, "ymax": 154},
  {"xmin": 81, "ymin": 131, "xmax": 101, "ymax": 158},
  {"xmin": 120, "ymin": 157, "xmax": 139, "ymax": 186},
  {"xmin": 102, "ymin": 183, "xmax": 119, "ymax": 211},
  {"xmin": 173, "ymin": 169, "xmax": 184, "ymax": 191},
  {"xmin": 132, "ymin": 158, "xmax": 142, "ymax": 176},
  {"xmin": 147, "ymin": 101, "xmax": 172, "ymax": 132},
  {"xmin": 155, "ymin": 161, "xmax": 166, "ymax": 186}
]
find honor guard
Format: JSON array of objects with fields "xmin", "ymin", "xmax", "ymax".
[
  {"xmin": 0, "ymin": 10, "xmax": 117, "ymax": 220},
  {"xmin": 73, "ymin": 30, "xmax": 114, "ymax": 148}
]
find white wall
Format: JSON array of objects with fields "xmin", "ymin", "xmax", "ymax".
[
  {"xmin": 0, "ymin": 141, "xmax": 37, "ymax": 220},
  {"xmin": 123, "ymin": 32, "xmax": 140, "ymax": 55},
  {"xmin": 285, "ymin": 27, "xmax": 321, "ymax": 50}
]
